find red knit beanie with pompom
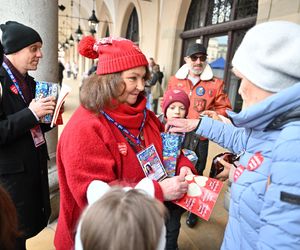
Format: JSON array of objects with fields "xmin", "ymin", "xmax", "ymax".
[{"xmin": 78, "ymin": 36, "xmax": 148, "ymax": 75}]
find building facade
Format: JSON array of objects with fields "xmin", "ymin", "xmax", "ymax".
[{"xmin": 60, "ymin": 0, "xmax": 300, "ymax": 111}]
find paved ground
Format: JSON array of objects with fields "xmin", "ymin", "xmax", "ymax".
[{"xmin": 27, "ymin": 77, "xmax": 228, "ymax": 250}]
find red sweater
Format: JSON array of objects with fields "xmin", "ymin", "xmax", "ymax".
[{"xmin": 54, "ymin": 95, "xmax": 194, "ymax": 250}]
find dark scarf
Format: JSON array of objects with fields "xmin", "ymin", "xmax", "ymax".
[{"xmin": 3, "ymin": 56, "xmax": 33, "ymax": 104}]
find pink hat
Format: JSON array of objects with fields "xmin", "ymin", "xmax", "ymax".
[
  {"xmin": 162, "ymin": 89, "xmax": 190, "ymax": 118},
  {"xmin": 78, "ymin": 36, "xmax": 148, "ymax": 75}
]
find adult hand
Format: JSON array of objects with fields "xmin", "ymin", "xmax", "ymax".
[
  {"xmin": 201, "ymin": 110, "xmax": 221, "ymax": 121},
  {"xmin": 29, "ymin": 96, "xmax": 56, "ymax": 119},
  {"xmin": 179, "ymin": 166, "xmax": 194, "ymax": 177},
  {"xmin": 166, "ymin": 118, "xmax": 200, "ymax": 133},
  {"xmin": 215, "ymin": 157, "xmax": 232, "ymax": 181},
  {"xmin": 201, "ymin": 110, "xmax": 232, "ymax": 124},
  {"xmin": 159, "ymin": 170, "xmax": 189, "ymax": 201}
]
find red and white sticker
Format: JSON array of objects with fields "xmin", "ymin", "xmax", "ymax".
[
  {"xmin": 234, "ymin": 165, "xmax": 245, "ymax": 182},
  {"xmin": 10, "ymin": 85, "xmax": 18, "ymax": 95},
  {"xmin": 247, "ymin": 152, "xmax": 264, "ymax": 171},
  {"xmin": 234, "ymin": 152, "xmax": 264, "ymax": 182},
  {"xmin": 117, "ymin": 142, "xmax": 127, "ymax": 156}
]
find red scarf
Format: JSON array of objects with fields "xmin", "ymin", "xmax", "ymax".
[{"xmin": 104, "ymin": 94, "xmax": 164, "ymax": 158}]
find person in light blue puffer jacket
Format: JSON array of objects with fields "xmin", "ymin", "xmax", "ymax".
[{"xmin": 166, "ymin": 21, "xmax": 300, "ymax": 250}]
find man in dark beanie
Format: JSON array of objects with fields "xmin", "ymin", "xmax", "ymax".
[
  {"xmin": 1, "ymin": 21, "xmax": 42, "ymax": 55},
  {"xmin": 0, "ymin": 21, "xmax": 56, "ymax": 249}
]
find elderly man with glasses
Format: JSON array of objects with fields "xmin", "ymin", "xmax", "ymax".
[{"xmin": 166, "ymin": 43, "xmax": 232, "ymax": 228}]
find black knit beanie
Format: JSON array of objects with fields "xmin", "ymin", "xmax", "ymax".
[{"xmin": 0, "ymin": 21, "xmax": 42, "ymax": 54}]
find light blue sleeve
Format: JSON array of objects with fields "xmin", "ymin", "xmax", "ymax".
[{"xmin": 195, "ymin": 116, "xmax": 249, "ymax": 154}]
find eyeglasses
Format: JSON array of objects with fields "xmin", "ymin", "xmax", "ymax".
[
  {"xmin": 189, "ymin": 55, "xmax": 207, "ymax": 62},
  {"xmin": 209, "ymin": 152, "xmax": 240, "ymax": 178}
]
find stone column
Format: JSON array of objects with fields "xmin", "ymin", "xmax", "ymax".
[
  {"xmin": 78, "ymin": 49, "xmax": 84, "ymax": 78},
  {"xmin": 0, "ymin": 0, "xmax": 60, "ymax": 222}
]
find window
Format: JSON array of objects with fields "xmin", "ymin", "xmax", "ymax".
[
  {"xmin": 207, "ymin": 0, "xmax": 233, "ymax": 25},
  {"xmin": 126, "ymin": 8, "xmax": 139, "ymax": 43},
  {"xmin": 207, "ymin": 35, "xmax": 228, "ymax": 80},
  {"xmin": 181, "ymin": 0, "xmax": 258, "ymax": 111},
  {"xmin": 105, "ymin": 26, "xmax": 110, "ymax": 37},
  {"xmin": 236, "ymin": 0, "xmax": 258, "ymax": 19},
  {"xmin": 184, "ymin": 0, "xmax": 204, "ymax": 30}
]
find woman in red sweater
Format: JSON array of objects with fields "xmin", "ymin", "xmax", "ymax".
[{"xmin": 54, "ymin": 36, "xmax": 195, "ymax": 250}]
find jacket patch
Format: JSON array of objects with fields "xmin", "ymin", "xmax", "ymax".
[
  {"xmin": 10, "ymin": 85, "xmax": 18, "ymax": 95},
  {"xmin": 196, "ymin": 86, "xmax": 205, "ymax": 96},
  {"xmin": 117, "ymin": 142, "xmax": 128, "ymax": 156},
  {"xmin": 280, "ymin": 191, "xmax": 300, "ymax": 205},
  {"xmin": 193, "ymin": 98, "xmax": 206, "ymax": 113},
  {"xmin": 208, "ymin": 89, "xmax": 216, "ymax": 97}
]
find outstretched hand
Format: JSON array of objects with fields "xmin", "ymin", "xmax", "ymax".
[
  {"xmin": 201, "ymin": 110, "xmax": 221, "ymax": 121},
  {"xmin": 202, "ymin": 110, "xmax": 232, "ymax": 124},
  {"xmin": 166, "ymin": 118, "xmax": 200, "ymax": 133}
]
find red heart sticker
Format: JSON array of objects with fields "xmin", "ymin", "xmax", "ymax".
[
  {"xmin": 10, "ymin": 85, "xmax": 18, "ymax": 95},
  {"xmin": 247, "ymin": 152, "xmax": 264, "ymax": 171},
  {"xmin": 117, "ymin": 142, "xmax": 127, "ymax": 156},
  {"xmin": 234, "ymin": 165, "xmax": 245, "ymax": 182}
]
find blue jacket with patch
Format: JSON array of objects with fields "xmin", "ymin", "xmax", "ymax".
[{"xmin": 197, "ymin": 82, "xmax": 300, "ymax": 249}]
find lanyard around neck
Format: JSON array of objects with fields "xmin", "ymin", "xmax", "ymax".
[
  {"xmin": 2, "ymin": 62, "xmax": 27, "ymax": 103},
  {"xmin": 101, "ymin": 109, "xmax": 147, "ymax": 146}
]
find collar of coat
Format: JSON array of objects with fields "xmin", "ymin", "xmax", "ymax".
[
  {"xmin": 227, "ymin": 81, "xmax": 300, "ymax": 130},
  {"xmin": 175, "ymin": 63, "xmax": 213, "ymax": 81}
]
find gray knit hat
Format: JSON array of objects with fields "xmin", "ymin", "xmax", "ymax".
[
  {"xmin": 0, "ymin": 21, "xmax": 42, "ymax": 54},
  {"xmin": 232, "ymin": 21, "xmax": 300, "ymax": 93}
]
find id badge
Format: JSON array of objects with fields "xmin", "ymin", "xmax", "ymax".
[
  {"xmin": 30, "ymin": 125, "xmax": 45, "ymax": 147},
  {"xmin": 136, "ymin": 144, "xmax": 167, "ymax": 182}
]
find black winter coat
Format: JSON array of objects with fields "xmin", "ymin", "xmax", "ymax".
[{"xmin": 0, "ymin": 66, "xmax": 51, "ymax": 239}]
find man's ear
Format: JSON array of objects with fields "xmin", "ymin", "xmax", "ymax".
[{"xmin": 184, "ymin": 57, "xmax": 188, "ymax": 63}]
